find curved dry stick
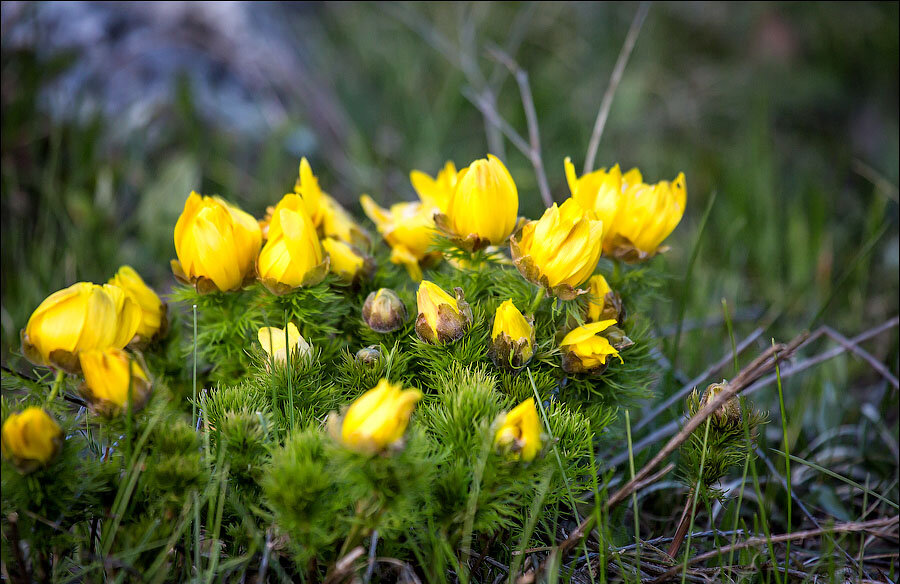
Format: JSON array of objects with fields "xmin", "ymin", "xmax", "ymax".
[
  {"xmin": 650, "ymin": 515, "xmax": 899, "ymax": 583},
  {"xmin": 518, "ymin": 332, "xmax": 809, "ymax": 584}
]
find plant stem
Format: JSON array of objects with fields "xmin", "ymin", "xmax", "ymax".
[
  {"xmin": 528, "ymin": 286, "xmax": 544, "ymax": 315},
  {"xmin": 667, "ymin": 489, "xmax": 695, "ymax": 558},
  {"xmin": 46, "ymin": 370, "xmax": 65, "ymax": 404}
]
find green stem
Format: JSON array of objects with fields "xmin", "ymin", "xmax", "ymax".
[
  {"xmin": 528, "ymin": 286, "xmax": 545, "ymax": 315},
  {"xmin": 46, "ymin": 370, "xmax": 65, "ymax": 404}
]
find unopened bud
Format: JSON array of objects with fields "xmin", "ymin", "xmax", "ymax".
[{"xmin": 362, "ymin": 288, "xmax": 408, "ymax": 333}]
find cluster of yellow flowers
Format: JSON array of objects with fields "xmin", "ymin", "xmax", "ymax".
[
  {"xmin": 4, "ymin": 267, "xmax": 165, "ymax": 470},
  {"xmin": 3, "ymin": 152, "xmax": 686, "ymax": 471}
]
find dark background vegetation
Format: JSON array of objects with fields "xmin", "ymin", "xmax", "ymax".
[{"xmin": 1, "ymin": 1, "xmax": 898, "ymax": 576}]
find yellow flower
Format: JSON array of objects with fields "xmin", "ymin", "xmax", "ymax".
[
  {"xmin": 78, "ymin": 348, "xmax": 152, "ymax": 416},
  {"xmin": 410, "ymin": 160, "xmax": 458, "ymax": 213},
  {"xmin": 334, "ymin": 379, "xmax": 422, "ymax": 454},
  {"xmin": 1, "ymin": 407, "xmax": 63, "ymax": 473},
  {"xmin": 559, "ymin": 320, "xmax": 623, "ymax": 374},
  {"xmin": 108, "ymin": 266, "xmax": 167, "ymax": 343},
  {"xmin": 436, "ymin": 154, "xmax": 518, "ymax": 250},
  {"xmin": 257, "ymin": 322, "xmax": 311, "ymax": 365},
  {"xmin": 320, "ymin": 194, "xmax": 371, "ymax": 248},
  {"xmin": 362, "ymin": 288, "xmax": 408, "ymax": 333},
  {"xmin": 288, "ymin": 158, "xmax": 370, "ymax": 247},
  {"xmin": 414, "ymin": 280, "xmax": 473, "ymax": 344},
  {"xmin": 321, "ymin": 237, "xmax": 369, "ymax": 283},
  {"xmin": 510, "ymin": 198, "xmax": 604, "ymax": 299},
  {"xmin": 293, "ymin": 157, "xmax": 325, "ymax": 225},
  {"xmin": 22, "ymin": 282, "xmax": 141, "ymax": 373},
  {"xmin": 494, "ymin": 398, "xmax": 542, "ymax": 461},
  {"xmin": 360, "ymin": 195, "xmax": 439, "ymax": 281},
  {"xmin": 257, "ymin": 194, "xmax": 329, "ymax": 294},
  {"xmin": 565, "ymin": 157, "xmax": 686, "ymax": 260},
  {"xmin": 586, "ymin": 274, "xmax": 624, "ymax": 324},
  {"xmin": 489, "ymin": 299, "xmax": 535, "ymax": 370},
  {"xmin": 172, "ymin": 191, "xmax": 262, "ymax": 293}
]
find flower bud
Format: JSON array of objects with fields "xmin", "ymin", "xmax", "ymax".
[
  {"xmin": 494, "ymin": 398, "xmax": 542, "ymax": 461},
  {"xmin": 699, "ymin": 382, "xmax": 741, "ymax": 427},
  {"xmin": 257, "ymin": 322, "xmax": 311, "ymax": 365},
  {"xmin": 257, "ymin": 194, "xmax": 329, "ymax": 294},
  {"xmin": 108, "ymin": 265, "xmax": 168, "ymax": 344},
  {"xmin": 355, "ymin": 345, "xmax": 383, "ymax": 366},
  {"xmin": 510, "ymin": 199, "xmax": 603, "ymax": 299},
  {"xmin": 489, "ymin": 299, "xmax": 535, "ymax": 371},
  {"xmin": 172, "ymin": 192, "xmax": 262, "ymax": 293},
  {"xmin": 331, "ymin": 379, "xmax": 422, "ymax": 454},
  {"xmin": 1, "ymin": 407, "xmax": 63, "ymax": 473},
  {"xmin": 435, "ymin": 154, "xmax": 518, "ymax": 250},
  {"xmin": 22, "ymin": 282, "xmax": 141, "ymax": 373},
  {"xmin": 586, "ymin": 274, "xmax": 625, "ymax": 324},
  {"xmin": 321, "ymin": 237, "xmax": 372, "ymax": 283},
  {"xmin": 559, "ymin": 320, "xmax": 623, "ymax": 375},
  {"xmin": 414, "ymin": 281, "xmax": 473, "ymax": 344},
  {"xmin": 79, "ymin": 348, "xmax": 153, "ymax": 416},
  {"xmin": 362, "ymin": 288, "xmax": 408, "ymax": 333}
]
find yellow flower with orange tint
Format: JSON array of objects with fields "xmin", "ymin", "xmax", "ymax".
[
  {"xmin": 257, "ymin": 194, "xmax": 328, "ymax": 294},
  {"xmin": 172, "ymin": 192, "xmax": 262, "ymax": 293},
  {"xmin": 510, "ymin": 198, "xmax": 603, "ymax": 299},
  {"xmin": 1, "ymin": 407, "xmax": 63, "ymax": 473},
  {"xmin": 414, "ymin": 280, "xmax": 472, "ymax": 344},
  {"xmin": 494, "ymin": 398, "xmax": 542, "ymax": 461},
  {"xmin": 79, "ymin": 348, "xmax": 152, "ymax": 416},
  {"xmin": 21, "ymin": 283, "xmax": 141, "ymax": 373},
  {"xmin": 559, "ymin": 320, "xmax": 623, "ymax": 374},
  {"xmin": 333, "ymin": 379, "xmax": 422, "ymax": 454}
]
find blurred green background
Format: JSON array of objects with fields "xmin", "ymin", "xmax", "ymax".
[{"xmin": 2, "ymin": 0, "xmax": 897, "ymax": 438}]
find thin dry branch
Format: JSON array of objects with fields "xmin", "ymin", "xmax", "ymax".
[
  {"xmin": 518, "ymin": 332, "xmax": 809, "ymax": 583},
  {"xmin": 583, "ymin": 2, "xmax": 651, "ymax": 174},
  {"xmin": 649, "ymin": 516, "xmax": 900, "ymax": 583},
  {"xmin": 488, "ymin": 48, "xmax": 553, "ymax": 206}
]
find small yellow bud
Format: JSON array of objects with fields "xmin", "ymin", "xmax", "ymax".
[
  {"xmin": 436, "ymin": 154, "xmax": 518, "ymax": 250},
  {"xmin": 79, "ymin": 348, "xmax": 153, "ymax": 416},
  {"xmin": 333, "ymin": 379, "xmax": 422, "ymax": 454},
  {"xmin": 586, "ymin": 274, "xmax": 624, "ymax": 324},
  {"xmin": 494, "ymin": 398, "xmax": 542, "ymax": 461},
  {"xmin": 414, "ymin": 281, "xmax": 473, "ymax": 344},
  {"xmin": 257, "ymin": 194, "xmax": 329, "ymax": 294},
  {"xmin": 172, "ymin": 192, "xmax": 262, "ymax": 293},
  {"xmin": 21, "ymin": 282, "xmax": 142, "ymax": 373},
  {"xmin": 510, "ymin": 199, "xmax": 603, "ymax": 299},
  {"xmin": 108, "ymin": 265, "xmax": 168, "ymax": 343},
  {"xmin": 489, "ymin": 299, "xmax": 535, "ymax": 371},
  {"xmin": 257, "ymin": 322, "xmax": 311, "ymax": 365},
  {"xmin": 362, "ymin": 288, "xmax": 408, "ymax": 333},
  {"xmin": 559, "ymin": 320, "xmax": 623, "ymax": 374},
  {"xmin": 1, "ymin": 407, "xmax": 63, "ymax": 473}
]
